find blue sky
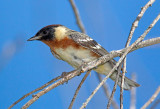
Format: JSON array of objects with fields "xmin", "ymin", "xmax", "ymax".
[{"xmin": 0, "ymin": 0, "xmax": 160, "ymax": 109}]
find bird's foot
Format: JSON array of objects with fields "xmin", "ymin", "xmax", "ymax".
[{"xmin": 61, "ymin": 72, "xmax": 69, "ymax": 84}]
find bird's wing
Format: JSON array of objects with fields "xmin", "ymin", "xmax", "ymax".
[
  {"xmin": 50, "ymin": 48, "xmax": 62, "ymax": 60},
  {"xmin": 69, "ymin": 31, "xmax": 116, "ymax": 66}
]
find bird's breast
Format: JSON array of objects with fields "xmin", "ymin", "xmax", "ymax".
[
  {"xmin": 54, "ymin": 46, "xmax": 99, "ymax": 68},
  {"xmin": 43, "ymin": 37, "xmax": 99, "ymax": 68}
]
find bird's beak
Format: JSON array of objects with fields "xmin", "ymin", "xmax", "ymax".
[{"xmin": 27, "ymin": 36, "xmax": 42, "ymax": 41}]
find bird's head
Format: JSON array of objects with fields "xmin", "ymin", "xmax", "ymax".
[{"xmin": 28, "ymin": 24, "xmax": 67, "ymax": 42}]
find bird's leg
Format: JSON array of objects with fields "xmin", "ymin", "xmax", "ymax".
[{"xmin": 61, "ymin": 71, "xmax": 68, "ymax": 77}]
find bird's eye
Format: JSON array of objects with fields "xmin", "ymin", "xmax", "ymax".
[{"xmin": 42, "ymin": 31, "xmax": 47, "ymax": 35}]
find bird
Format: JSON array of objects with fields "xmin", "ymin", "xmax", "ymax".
[{"xmin": 27, "ymin": 24, "xmax": 140, "ymax": 90}]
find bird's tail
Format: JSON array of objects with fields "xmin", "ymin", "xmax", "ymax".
[
  {"xmin": 110, "ymin": 72, "xmax": 140, "ymax": 90},
  {"xmin": 95, "ymin": 63, "xmax": 140, "ymax": 90}
]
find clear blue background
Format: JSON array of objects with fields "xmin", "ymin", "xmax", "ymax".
[{"xmin": 0, "ymin": 0, "xmax": 160, "ymax": 109}]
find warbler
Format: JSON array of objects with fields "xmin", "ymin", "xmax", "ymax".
[{"xmin": 28, "ymin": 24, "xmax": 140, "ymax": 90}]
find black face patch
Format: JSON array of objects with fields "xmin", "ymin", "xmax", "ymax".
[{"xmin": 35, "ymin": 26, "xmax": 55, "ymax": 41}]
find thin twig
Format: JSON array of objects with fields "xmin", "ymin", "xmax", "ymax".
[
  {"xmin": 21, "ymin": 69, "xmax": 83, "ymax": 109},
  {"xmin": 96, "ymin": 73, "xmax": 119, "ymax": 109},
  {"xmin": 107, "ymin": 62, "xmax": 123, "ymax": 109},
  {"xmin": 126, "ymin": 0, "xmax": 155, "ymax": 46},
  {"xmin": 8, "ymin": 75, "xmax": 62, "ymax": 109},
  {"xmin": 130, "ymin": 73, "xmax": 137, "ymax": 109},
  {"xmin": 69, "ymin": 0, "xmax": 86, "ymax": 33},
  {"xmin": 120, "ymin": 62, "xmax": 126, "ymax": 109},
  {"xmin": 121, "ymin": 0, "xmax": 155, "ymax": 108},
  {"xmin": 129, "ymin": 37, "xmax": 160, "ymax": 52},
  {"xmin": 68, "ymin": 70, "xmax": 91, "ymax": 109},
  {"xmin": 80, "ymin": 14, "xmax": 160, "ymax": 109},
  {"xmin": 141, "ymin": 86, "xmax": 160, "ymax": 109}
]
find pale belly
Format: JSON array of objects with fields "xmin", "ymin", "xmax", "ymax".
[
  {"xmin": 54, "ymin": 47, "xmax": 96, "ymax": 68},
  {"xmin": 54, "ymin": 46, "xmax": 112, "ymax": 75}
]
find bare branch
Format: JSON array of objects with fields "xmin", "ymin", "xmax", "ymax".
[
  {"xmin": 121, "ymin": 0, "xmax": 155, "ymax": 108},
  {"xmin": 130, "ymin": 73, "xmax": 137, "ymax": 109},
  {"xmin": 126, "ymin": 0, "xmax": 155, "ymax": 46},
  {"xmin": 69, "ymin": 0, "xmax": 86, "ymax": 33},
  {"xmin": 8, "ymin": 75, "xmax": 62, "ymax": 109},
  {"xmin": 80, "ymin": 14, "xmax": 160, "ymax": 109},
  {"xmin": 141, "ymin": 86, "xmax": 160, "ymax": 109},
  {"xmin": 107, "ymin": 62, "xmax": 123, "ymax": 109},
  {"xmin": 96, "ymin": 73, "xmax": 119, "ymax": 109},
  {"xmin": 120, "ymin": 63, "xmax": 126, "ymax": 109},
  {"xmin": 68, "ymin": 70, "xmax": 91, "ymax": 109},
  {"xmin": 21, "ymin": 69, "xmax": 83, "ymax": 109},
  {"xmin": 130, "ymin": 37, "xmax": 160, "ymax": 51}
]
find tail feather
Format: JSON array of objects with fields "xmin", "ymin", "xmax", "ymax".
[
  {"xmin": 110, "ymin": 73, "xmax": 140, "ymax": 90},
  {"xmin": 95, "ymin": 63, "xmax": 140, "ymax": 90}
]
